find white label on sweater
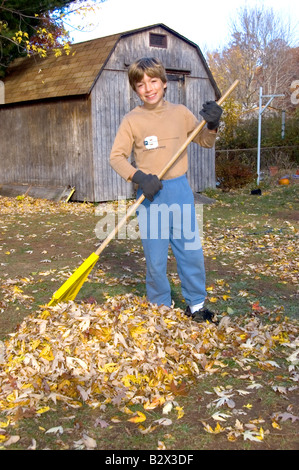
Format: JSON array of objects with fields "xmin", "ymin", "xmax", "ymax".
[{"xmin": 144, "ymin": 136, "xmax": 158, "ymax": 149}]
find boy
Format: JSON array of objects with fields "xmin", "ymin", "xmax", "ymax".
[{"xmin": 110, "ymin": 57, "xmax": 222, "ymax": 323}]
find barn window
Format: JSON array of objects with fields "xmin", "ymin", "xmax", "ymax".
[{"xmin": 149, "ymin": 33, "xmax": 167, "ymax": 48}]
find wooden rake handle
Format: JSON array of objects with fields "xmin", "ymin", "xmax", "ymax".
[{"xmin": 95, "ymin": 79, "xmax": 239, "ymax": 257}]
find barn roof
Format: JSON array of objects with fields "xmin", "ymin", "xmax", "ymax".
[
  {"xmin": 3, "ymin": 33, "xmax": 121, "ymax": 104},
  {"xmin": 2, "ymin": 24, "xmax": 220, "ymax": 105}
]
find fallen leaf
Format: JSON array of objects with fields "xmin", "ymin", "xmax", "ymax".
[
  {"xmin": 170, "ymin": 380, "xmax": 188, "ymax": 396},
  {"xmin": 243, "ymin": 428, "xmax": 264, "ymax": 442},
  {"xmin": 3, "ymin": 435, "xmax": 20, "ymax": 446},
  {"xmin": 274, "ymin": 412, "xmax": 299, "ymax": 423},
  {"xmin": 45, "ymin": 426, "xmax": 63, "ymax": 435},
  {"xmin": 211, "ymin": 412, "xmax": 231, "ymax": 422},
  {"xmin": 157, "ymin": 440, "xmax": 166, "ymax": 449},
  {"xmin": 202, "ymin": 421, "xmax": 226, "ymax": 434},
  {"xmin": 154, "ymin": 418, "xmax": 172, "ymax": 426},
  {"xmin": 128, "ymin": 411, "xmax": 147, "ymax": 423},
  {"xmin": 82, "ymin": 434, "xmax": 97, "ymax": 449},
  {"xmin": 94, "ymin": 418, "xmax": 109, "ymax": 428},
  {"xmin": 162, "ymin": 401, "xmax": 173, "ymax": 415}
]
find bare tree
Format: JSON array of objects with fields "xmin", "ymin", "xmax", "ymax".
[{"xmin": 208, "ymin": 5, "xmax": 295, "ymax": 111}]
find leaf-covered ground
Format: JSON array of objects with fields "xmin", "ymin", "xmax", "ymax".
[{"xmin": 0, "ymin": 183, "xmax": 298, "ymax": 450}]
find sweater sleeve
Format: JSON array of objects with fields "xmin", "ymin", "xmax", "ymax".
[
  {"xmin": 184, "ymin": 106, "xmax": 217, "ymax": 148},
  {"xmin": 193, "ymin": 126, "xmax": 217, "ymax": 148},
  {"xmin": 109, "ymin": 116, "xmax": 136, "ymax": 181}
]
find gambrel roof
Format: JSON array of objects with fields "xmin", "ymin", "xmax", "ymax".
[{"xmin": 3, "ymin": 24, "xmax": 220, "ymax": 105}]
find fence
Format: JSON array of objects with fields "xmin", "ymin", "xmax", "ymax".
[{"xmin": 215, "ymin": 145, "xmax": 299, "ymax": 171}]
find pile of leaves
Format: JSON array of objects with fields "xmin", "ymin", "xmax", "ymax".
[
  {"xmin": 0, "ymin": 195, "xmax": 95, "ymax": 216},
  {"xmin": 0, "ymin": 294, "xmax": 298, "ymax": 442}
]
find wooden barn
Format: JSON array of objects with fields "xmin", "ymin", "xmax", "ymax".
[{"xmin": 0, "ymin": 24, "xmax": 220, "ymax": 202}]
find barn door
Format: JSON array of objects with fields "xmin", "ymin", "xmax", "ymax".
[{"xmin": 165, "ymin": 73, "xmax": 186, "ymax": 105}]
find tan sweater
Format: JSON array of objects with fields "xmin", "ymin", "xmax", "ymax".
[{"xmin": 110, "ymin": 100, "xmax": 217, "ymax": 181}]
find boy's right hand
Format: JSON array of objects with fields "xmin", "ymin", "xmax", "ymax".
[{"xmin": 132, "ymin": 170, "xmax": 162, "ymax": 201}]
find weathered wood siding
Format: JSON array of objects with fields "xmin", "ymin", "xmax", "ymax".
[
  {"xmin": 91, "ymin": 69, "xmax": 133, "ymax": 201},
  {"xmin": 0, "ymin": 97, "xmax": 94, "ymax": 201},
  {"xmin": 186, "ymin": 76, "xmax": 216, "ymax": 191},
  {"xmin": 91, "ymin": 26, "xmax": 216, "ymax": 201}
]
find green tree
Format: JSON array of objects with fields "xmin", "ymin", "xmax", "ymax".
[{"xmin": 0, "ymin": 0, "xmax": 100, "ymax": 76}]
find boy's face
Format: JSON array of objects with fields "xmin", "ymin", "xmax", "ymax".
[{"xmin": 135, "ymin": 73, "xmax": 167, "ymax": 109}]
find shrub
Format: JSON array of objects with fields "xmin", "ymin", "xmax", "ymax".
[{"xmin": 216, "ymin": 155, "xmax": 255, "ymax": 189}]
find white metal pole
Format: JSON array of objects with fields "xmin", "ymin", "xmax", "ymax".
[{"xmin": 257, "ymin": 87, "xmax": 263, "ymax": 186}]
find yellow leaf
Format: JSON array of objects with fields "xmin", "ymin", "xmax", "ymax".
[
  {"xmin": 175, "ymin": 406, "xmax": 184, "ymax": 419},
  {"xmin": 214, "ymin": 422, "xmax": 225, "ymax": 433},
  {"xmin": 39, "ymin": 310, "xmax": 51, "ymax": 319},
  {"xmin": 202, "ymin": 421, "xmax": 225, "ymax": 434},
  {"xmin": 39, "ymin": 344, "xmax": 54, "ymax": 361},
  {"xmin": 36, "ymin": 406, "xmax": 50, "ymax": 414},
  {"xmin": 121, "ymin": 406, "xmax": 134, "ymax": 415},
  {"xmin": 6, "ymin": 392, "xmax": 17, "ymax": 403},
  {"xmin": 129, "ymin": 325, "xmax": 147, "ymax": 338},
  {"xmin": 144, "ymin": 397, "xmax": 165, "ymax": 410},
  {"xmin": 98, "ymin": 362, "xmax": 119, "ymax": 373},
  {"xmin": 209, "ymin": 297, "xmax": 218, "ymax": 303},
  {"xmin": 21, "ymin": 383, "xmax": 33, "ymax": 390},
  {"xmin": 128, "ymin": 411, "xmax": 146, "ymax": 423},
  {"xmin": 0, "ymin": 420, "xmax": 10, "ymax": 428},
  {"xmin": 138, "ymin": 424, "xmax": 155, "ymax": 434},
  {"xmin": 258, "ymin": 427, "xmax": 264, "ymax": 440},
  {"xmin": 30, "ymin": 339, "xmax": 40, "ymax": 350},
  {"xmin": 222, "ymin": 295, "xmax": 231, "ymax": 301},
  {"xmin": 157, "ymin": 440, "xmax": 166, "ymax": 449}
]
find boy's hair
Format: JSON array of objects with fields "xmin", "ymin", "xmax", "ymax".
[{"xmin": 128, "ymin": 57, "xmax": 167, "ymax": 91}]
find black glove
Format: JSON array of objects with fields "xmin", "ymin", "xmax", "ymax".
[
  {"xmin": 199, "ymin": 101, "xmax": 223, "ymax": 130},
  {"xmin": 132, "ymin": 170, "xmax": 163, "ymax": 201}
]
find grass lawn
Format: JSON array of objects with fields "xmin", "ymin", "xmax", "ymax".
[{"xmin": 0, "ymin": 180, "xmax": 298, "ymax": 451}]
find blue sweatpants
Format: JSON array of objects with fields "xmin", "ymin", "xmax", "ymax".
[{"xmin": 136, "ymin": 175, "xmax": 207, "ymax": 307}]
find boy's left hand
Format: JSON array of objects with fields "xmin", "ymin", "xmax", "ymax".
[
  {"xmin": 132, "ymin": 170, "xmax": 162, "ymax": 201},
  {"xmin": 199, "ymin": 101, "xmax": 223, "ymax": 130}
]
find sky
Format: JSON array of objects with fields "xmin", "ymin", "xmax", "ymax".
[{"xmin": 65, "ymin": 0, "xmax": 299, "ymax": 52}]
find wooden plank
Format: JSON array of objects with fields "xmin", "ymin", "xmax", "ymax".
[{"xmin": 0, "ymin": 183, "xmax": 75, "ymax": 201}]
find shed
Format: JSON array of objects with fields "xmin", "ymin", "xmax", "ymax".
[{"xmin": 0, "ymin": 24, "xmax": 220, "ymax": 202}]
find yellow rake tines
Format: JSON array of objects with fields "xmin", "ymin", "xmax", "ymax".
[
  {"xmin": 48, "ymin": 252, "xmax": 99, "ymax": 306},
  {"xmin": 47, "ymin": 80, "xmax": 239, "ymax": 307}
]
